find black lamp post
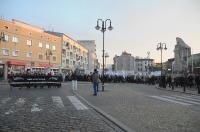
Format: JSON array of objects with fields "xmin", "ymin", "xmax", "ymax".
[
  {"xmin": 95, "ymin": 19, "xmax": 113, "ymax": 91},
  {"xmin": 105, "ymin": 52, "xmax": 109, "ymax": 71},
  {"xmin": 157, "ymin": 42, "xmax": 167, "ymax": 75}
]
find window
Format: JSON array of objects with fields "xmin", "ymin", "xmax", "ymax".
[
  {"xmin": 2, "ymin": 48, "xmax": 9, "ymax": 56},
  {"xmin": 62, "ymin": 60, "xmax": 65, "ymax": 64},
  {"xmin": 53, "ymin": 56, "xmax": 56, "ymax": 61},
  {"xmin": 27, "ymin": 40, "xmax": 32, "ymax": 46},
  {"xmin": 4, "ymin": 35, "xmax": 9, "ymax": 41},
  {"xmin": 66, "ymin": 59, "xmax": 69, "ymax": 65},
  {"xmin": 12, "ymin": 50, "xmax": 19, "ymax": 56},
  {"xmin": 38, "ymin": 54, "xmax": 43, "ymax": 60},
  {"xmin": 39, "ymin": 42, "xmax": 43, "ymax": 48},
  {"xmin": 46, "ymin": 44, "xmax": 50, "ymax": 49},
  {"xmin": 26, "ymin": 52, "xmax": 32, "ymax": 58},
  {"xmin": 52, "ymin": 45, "xmax": 56, "ymax": 50},
  {"xmin": 12, "ymin": 37, "xmax": 19, "ymax": 43}
]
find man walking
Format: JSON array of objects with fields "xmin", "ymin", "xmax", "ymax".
[{"xmin": 92, "ymin": 69, "xmax": 98, "ymax": 96}]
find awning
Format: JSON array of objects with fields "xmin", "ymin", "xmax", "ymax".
[
  {"xmin": 38, "ymin": 63, "xmax": 53, "ymax": 67},
  {"xmin": 7, "ymin": 61, "xmax": 26, "ymax": 66}
]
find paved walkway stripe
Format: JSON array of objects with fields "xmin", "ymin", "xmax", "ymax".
[
  {"xmin": 67, "ymin": 96, "xmax": 88, "ymax": 110},
  {"xmin": 150, "ymin": 96, "xmax": 192, "ymax": 106},
  {"xmin": 31, "ymin": 97, "xmax": 43, "ymax": 112},
  {"xmin": 162, "ymin": 95, "xmax": 200, "ymax": 105},
  {"xmin": 171, "ymin": 95, "xmax": 200, "ymax": 102},
  {"xmin": 5, "ymin": 98, "xmax": 25, "ymax": 115},
  {"xmin": 0, "ymin": 97, "xmax": 12, "ymax": 106},
  {"xmin": 52, "ymin": 96, "xmax": 65, "ymax": 108}
]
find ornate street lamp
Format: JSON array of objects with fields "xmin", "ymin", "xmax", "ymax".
[
  {"xmin": 157, "ymin": 42, "xmax": 167, "ymax": 75},
  {"xmin": 95, "ymin": 19, "xmax": 113, "ymax": 91}
]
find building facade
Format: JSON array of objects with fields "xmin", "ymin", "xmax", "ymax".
[
  {"xmin": 113, "ymin": 51, "xmax": 154, "ymax": 75},
  {"xmin": 113, "ymin": 51, "xmax": 135, "ymax": 73},
  {"xmin": 77, "ymin": 40, "xmax": 99, "ymax": 73},
  {"xmin": 0, "ymin": 19, "xmax": 62, "ymax": 79},
  {"xmin": 46, "ymin": 32, "xmax": 89, "ymax": 75},
  {"xmin": 135, "ymin": 57, "xmax": 154, "ymax": 74}
]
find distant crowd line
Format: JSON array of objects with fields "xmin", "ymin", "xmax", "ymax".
[{"xmin": 3, "ymin": 71, "xmax": 200, "ymax": 89}]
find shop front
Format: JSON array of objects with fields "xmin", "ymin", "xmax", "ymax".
[
  {"xmin": 7, "ymin": 61, "xmax": 26, "ymax": 79},
  {"xmin": 31, "ymin": 63, "xmax": 59, "ymax": 75}
]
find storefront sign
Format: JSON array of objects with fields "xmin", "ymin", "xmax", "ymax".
[
  {"xmin": 38, "ymin": 63, "xmax": 53, "ymax": 67},
  {"xmin": 7, "ymin": 61, "xmax": 25, "ymax": 66}
]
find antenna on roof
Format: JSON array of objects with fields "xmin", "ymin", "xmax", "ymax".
[
  {"xmin": 147, "ymin": 51, "xmax": 150, "ymax": 59},
  {"xmin": 49, "ymin": 24, "xmax": 51, "ymax": 31}
]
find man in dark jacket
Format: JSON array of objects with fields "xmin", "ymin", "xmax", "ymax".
[{"xmin": 92, "ymin": 69, "xmax": 98, "ymax": 96}]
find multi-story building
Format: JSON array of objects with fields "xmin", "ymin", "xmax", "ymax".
[
  {"xmin": 0, "ymin": 19, "xmax": 62, "ymax": 79},
  {"xmin": 46, "ymin": 32, "xmax": 89, "ymax": 75},
  {"xmin": 77, "ymin": 40, "xmax": 99, "ymax": 73},
  {"xmin": 135, "ymin": 57, "xmax": 154, "ymax": 73},
  {"xmin": 113, "ymin": 51, "xmax": 135, "ymax": 73},
  {"xmin": 113, "ymin": 51, "xmax": 154, "ymax": 75}
]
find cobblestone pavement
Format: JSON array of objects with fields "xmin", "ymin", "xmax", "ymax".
[
  {"xmin": 0, "ymin": 82, "xmax": 126, "ymax": 132},
  {"xmin": 72, "ymin": 82, "xmax": 200, "ymax": 132}
]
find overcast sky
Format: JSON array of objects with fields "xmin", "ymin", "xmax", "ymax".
[{"xmin": 1, "ymin": 0, "xmax": 200, "ymax": 64}]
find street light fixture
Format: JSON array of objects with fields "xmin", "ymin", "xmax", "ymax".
[
  {"xmin": 95, "ymin": 19, "xmax": 113, "ymax": 91},
  {"xmin": 157, "ymin": 42, "xmax": 167, "ymax": 75}
]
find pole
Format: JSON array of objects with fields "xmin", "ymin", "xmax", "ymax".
[
  {"xmin": 161, "ymin": 45, "xmax": 163, "ymax": 76},
  {"xmin": 49, "ymin": 55, "xmax": 50, "ymax": 65},
  {"xmin": 102, "ymin": 29, "xmax": 105, "ymax": 91}
]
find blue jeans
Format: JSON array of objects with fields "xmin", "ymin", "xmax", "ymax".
[{"xmin": 93, "ymin": 83, "xmax": 97, "ymax": 95}]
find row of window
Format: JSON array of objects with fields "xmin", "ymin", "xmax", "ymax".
[
  {"xmin": 63, "ymin": 46, "xmax": 87, "ymax": 56},
  {"xmin": 2, "ymin": 48, "xmax": 57, "ymax": 61},
  {"xmin": 62, "ymin": 59, "xmax": 87, "ymax": 67},
  {"xmin": 4, "ymin": 34, "xmax": 57, "ymax": 50},
  {"xmin": 4, "ymin": 25, "xmax": 57, "ymax": 42}
]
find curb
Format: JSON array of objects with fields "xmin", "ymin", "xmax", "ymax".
[
  {"xmin": 155, "ymin": 86, "xmax": 199, "ymax": 95},
  {"xmin": 70, "ymin": 90, "xmax": 134, "ymax": 132}
]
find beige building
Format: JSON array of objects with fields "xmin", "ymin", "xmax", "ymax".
[
  {"xmin": 46, "ymin": 32, "xmax": 89, "ymax": 74},
  {"xmin": 0, "ymin": 19, "xmax": 62, "ymax": 79}
]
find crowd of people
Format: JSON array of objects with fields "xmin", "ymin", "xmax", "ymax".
[
  {"xmin": 64, "ymin": 72, "xmax": 200, "ymax": 89},
  {"xmin": 4, "ymin": 69, "xmax": 200, "ymax": 90}
]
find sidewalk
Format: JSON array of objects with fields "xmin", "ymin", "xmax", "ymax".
[{"xmin": 156, "ymin": 85, "xmax": 200, "ymax": 95}]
